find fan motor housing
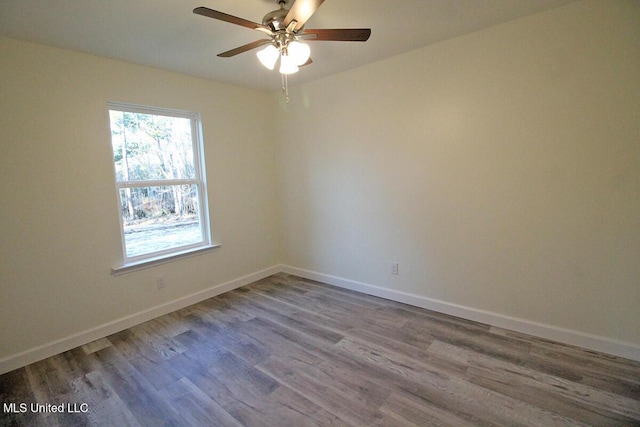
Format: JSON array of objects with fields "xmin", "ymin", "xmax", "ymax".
[{"xmin": 262, "ymin": 2, "xmax": 289, "ymax": 31}]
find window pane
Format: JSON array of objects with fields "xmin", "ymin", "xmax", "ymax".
[
  {"xmin": 108, "ymin": 103, "xmax": 211, "ymax": 265},
  {"xmin": 119, "ymin": 185, "xmax": 203, "ymax": 258},
  {"xmin": 109, "ymin": 110, "xmax": 195, "ymax": 182}
]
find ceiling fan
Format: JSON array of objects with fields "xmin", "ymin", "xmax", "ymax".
[{"xmin": 193, "ymin": 0, "xmax": 371, "ymax": 76}]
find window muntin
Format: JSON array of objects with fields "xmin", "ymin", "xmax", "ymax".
[{"xmin": 108, "ymin": 103, "xmax": 210, "ymax": 264}]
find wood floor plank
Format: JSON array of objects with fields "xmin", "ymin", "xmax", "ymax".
[
  {"xmin": 81, "ymin": 338, "xmax": 112, "ymax": 355},
  {"xmin": 490, "ymin": 325, "xmax": 640, "ymax": 397},
  {"xmin": 334, "ymin": 336, "xmax": 450, "ymax": 389},
  {"xmin": 228, "ymin": 316, "xmax": 329, "ymax": 367},
  {"xmin": 428, "ymin": 340, "xmax": 640, "ymax": 425},
  {"xmin": 128, "ymin": 321, "xmax": 186, "ymax": 361},
  {"xmin": 233, "ymin": 297, "xmax": 346, "ymax": 347},
  {"xmin": 379, "ymin": 390, "xmax": 485, "ymax": 427},
  {"xmin": 24, "ymin": 357, "xmax": 90, "ymax": 426},
  {"xmin": 472, "ymin": 363, "xmax": 640, "ymax": 425},
  {"xmin": 158, "ymin": 378, "xmax": 242, "ymax": 427},
  {"xmin": 257, "ymin": 355, "xmax": 385, "ymax": 426},
  {"xmin": 88, "ymin": 346, "xmax": 183, "ymax": 426},
  {"xmin": 243, "ymin": 285, "xmax": 360, "ymax": 334},
  {"xmin": 404, "ymin": 319, "xmax": 532, "ymax": 365},
  {"xmin": 1, "ymin": 272, "xmax": 639, "ymax": 426},
  {"xmin": 70, "ymin": 370, "xmax": 142, "ymax": 427},
  {"xmin": 222, "ymin": 385, "xmax": 348, "ymax": 427},
  {"xmin": 0, "ymin": 368, "xmax": 38, "ymax": 426}
]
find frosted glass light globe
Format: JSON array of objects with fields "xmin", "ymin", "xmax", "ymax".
[
  {"xmin": 288, "ymin": 41, "xmax": 311, "ymax": 66},
  {"xmin": 256, "ymin": 45, "xmax": 279, "ymax": 70}
]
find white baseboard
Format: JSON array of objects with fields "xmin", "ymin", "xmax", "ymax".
[
  {"xmin": 3, "ymin": 263, "xmax": 638, "ymax": 375},
  {"xmin": 0, "ymin": 265, "xmax": 282, "ymax": 375},
  {"xmin": 281, "ymin": 265, "xmax": 640, "ymax": 362}
]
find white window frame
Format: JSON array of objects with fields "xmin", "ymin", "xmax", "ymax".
[{"xmin": 108, "ymin": 102, "xmax": 218, "ymax": 274}]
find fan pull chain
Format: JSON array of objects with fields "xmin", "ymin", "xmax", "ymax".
[{"xmin": 282, "ymin": 73, "xmax": 290, "ymax": 103}]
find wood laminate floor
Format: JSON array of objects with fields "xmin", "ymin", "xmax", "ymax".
[{"xmin": 1, "ymin": 273, "xmax": 639, "ymax": 426}]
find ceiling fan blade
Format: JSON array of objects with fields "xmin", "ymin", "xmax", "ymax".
[
  {"xmin": 193, "ymin": 7, "xmax": 272, "ymax": 34},
  {"xmin": 283, "ymin": 0, "xmax": 325, "ymax": 32},
  {"xmin": 217, "ymin": 39, "xmax": 272, "ymax": 58},
  {"xmin": 300, "ymin": 57, "xmax": 313, "ymax": 67},
  {"xmin": 302, "ymin": 28, "xmax": 371, "ymax": 42}
]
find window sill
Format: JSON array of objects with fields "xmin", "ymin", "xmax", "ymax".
[{"xmin": 111, "ymin": 244, "xmax": 221, "ymax": 276}]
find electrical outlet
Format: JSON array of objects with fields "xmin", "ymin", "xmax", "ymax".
[
  {"xmin": 391, "ymin": 262, "xmax": 399, "ymax": 275},
  {"xmin": 156, "ymin": 276, "xmax": 167, "ymax": 289}
]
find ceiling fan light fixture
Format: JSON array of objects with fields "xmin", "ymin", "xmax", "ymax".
[
  {"xmin": 194, "ymin": 1, "xmax": 371, "ymax": 100},
  {"xmin": 257, "ymin": 44, "xmax": 279, "ymax": 70},
  {"xmin": 279, "ymin": 53, "xmax": 299, "ymax": 74},
  {"xmin": 287, "ymin": 41, "xmax": 311, "ymax": 66}
]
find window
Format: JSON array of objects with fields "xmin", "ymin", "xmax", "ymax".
[{"xmin": 108, "ymin": 103, "xmax": 214, "ymax": 271}]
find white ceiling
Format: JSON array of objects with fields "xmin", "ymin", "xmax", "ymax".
[{"xmin": 0, "ymin": 0, "xmax": 576, "ymax": 91}]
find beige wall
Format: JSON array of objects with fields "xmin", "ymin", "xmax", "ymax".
[
  {"xmin": 0, "ymin": 39, "xmax": 281, "ymax": 362},
  {"xmin": 276, "ymin": 0, "xmax": 640, "ymax": 345}
]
